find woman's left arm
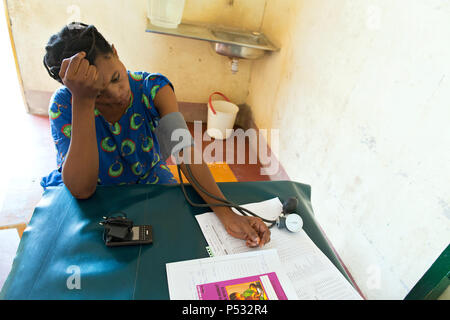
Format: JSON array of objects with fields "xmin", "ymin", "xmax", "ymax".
[{"xmin": 154, "ymin": 85, "xmax": 270, "ymax": 248}]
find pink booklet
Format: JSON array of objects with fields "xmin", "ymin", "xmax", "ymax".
[{"xmin": 196, "ymin": 272, "xmax": 288, "ymax": 300}]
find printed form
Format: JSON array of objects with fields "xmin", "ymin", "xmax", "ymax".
[
  {"xmin": 195, "ymin": 198, "xmax": 362, "ymax": 300},
  {"xmin": 166, "ymin": 249, "xmax": 298, "ymax": 300}
]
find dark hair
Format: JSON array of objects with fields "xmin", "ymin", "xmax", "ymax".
[{"xmin": 43, "ymin": 22, "xmax": 113, "ymax": 84}]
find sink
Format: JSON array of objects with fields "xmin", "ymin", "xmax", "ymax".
[
  {"xmin": 146, "ymin": 20, "xmax": 279, "ymax": 72},
  {"xmin": 210, "ymin": 30, "xmax": 270, "ymax": 59},
  {"xmin": 211, "ymin": 42, "xmax": 265, "ymax": 59},
  {"xmin": 146, "ymin": 20, "xmax": 279, "ymax": 58}
]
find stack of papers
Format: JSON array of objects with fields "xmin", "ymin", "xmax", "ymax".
[
  {"xmin": 166, "ymin": 198, "xmax": 362, "ymax": 300},
  {"xmin": 166, "ymin": 249, "xmax": 298, "ymax": 300}
]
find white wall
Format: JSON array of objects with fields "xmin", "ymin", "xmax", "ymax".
[{"xmin": 247, "ymin": 0, "xmax": 450, "ymax": 299}]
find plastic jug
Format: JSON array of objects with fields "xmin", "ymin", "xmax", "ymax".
[{"xmin": 147, "ymin": 0, "xmax": 185, "ymax": 29}]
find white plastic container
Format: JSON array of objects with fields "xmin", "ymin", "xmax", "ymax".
[
  {"xmin": 207, "ymin": 92, "xmax": 239, "ymax": 140},
  {"xmin": 147, "ymin": 0, "xmax": 185, "ymax": 29}
]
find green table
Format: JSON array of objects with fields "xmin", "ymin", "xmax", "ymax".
[{"xmin": 0, "ymin": 181, "xmax": 357, "ymax": 299}]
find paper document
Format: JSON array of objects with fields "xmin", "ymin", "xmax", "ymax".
[
  {"xmin": 195, "ymin": 198, "xmax": 362, "ymax": 300},
  {"xmin": 166, "ymin": 249, "xmax": 298, "ymax": 300}
]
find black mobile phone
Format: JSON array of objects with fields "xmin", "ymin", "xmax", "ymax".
[{"xmin": 106, "ymin": 225, "xmax": 153, "ymax": 247}]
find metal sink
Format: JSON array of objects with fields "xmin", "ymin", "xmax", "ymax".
[
  {"xmin": 210, "ymin": 29, "xmax": 270, "ymax": 59},
  {"xmin": 146, "ymin": 20, "xmax": 279, "ymax": 72},
  {"xmin": 211, "ymin": 42, "xmax": 265, "ymax": 59},
  {"xmin": 146, "ymin": 20, "xmax": 279, "ymax": 60}
]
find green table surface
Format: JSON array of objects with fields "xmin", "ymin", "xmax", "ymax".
[{"xmin": 0, "ymin": 181, "xmax": 355, "ymax": 299}]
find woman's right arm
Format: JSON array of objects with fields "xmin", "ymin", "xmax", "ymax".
[
  {"xmin": 62, "ymin": 96, "xmax": 99, "ymax": 199},
  {"xmin": 58, "ymin": 52, "xmax": 105, "ymax": 199}
]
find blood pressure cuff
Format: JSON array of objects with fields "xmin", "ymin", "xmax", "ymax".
[{"xmin": 155, "ymin": 112, "xmax": 194, "ymax": 162}]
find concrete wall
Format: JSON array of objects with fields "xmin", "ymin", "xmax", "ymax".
[
  {"xmin": 247, "ymin": 0, "xmax": 450, "ymax": 299},
  {"xmin": 6, "ymin": 0, "xmax": 266, "ymax": 114}
]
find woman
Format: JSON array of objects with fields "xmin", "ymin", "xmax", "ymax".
[{"xmin": 41, "ymin": 22, "xmax": 270, "ymax": 248}]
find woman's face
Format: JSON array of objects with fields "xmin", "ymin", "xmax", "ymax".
[{"xmin": 94, "ymin": 45, "xmax": 131, "ymax": 108}]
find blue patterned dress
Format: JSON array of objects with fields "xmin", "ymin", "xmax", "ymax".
[{"xmin": 41, "ymin": 71, "xmax": 178, "ymax": 190}]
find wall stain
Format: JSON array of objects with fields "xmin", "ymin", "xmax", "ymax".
[
  {"xmin": 361, "ymin": 134, "xmax": 377, "ymax": 152},
  {"xmin": 397, "ymin": 171, "xmax": 408, "ymax": 178},
  {"xmin": 359, "ymin": 126, "xmax": 377, "ymax": 152},
  {"xmin": 437, "ymin": 198, "xmax": 450, "ymax": 219}
]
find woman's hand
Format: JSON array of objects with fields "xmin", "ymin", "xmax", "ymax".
[
  {"xmin": 59, "ymin": 51, "xmax": 105, "ymax": 103},
  {"xmin": 219, "ymin": 211, "xmax": 271, "ymax": 248}
]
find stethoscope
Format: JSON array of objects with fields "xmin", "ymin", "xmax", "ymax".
[{"xmin": 177, "ymin": 164, "xmax": 303, "ymax": 233}]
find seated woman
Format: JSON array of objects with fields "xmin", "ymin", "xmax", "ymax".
[{"xmin": 41, "ymin": 22, "xmax": 269, "ymax": 248}]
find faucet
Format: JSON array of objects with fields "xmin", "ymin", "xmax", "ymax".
[{"xmin": 230, "ymin": 58, "xmax": 239, "ymax": 74}]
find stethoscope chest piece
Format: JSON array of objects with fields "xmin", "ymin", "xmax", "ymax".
[
  {"xmin": 276, "ymin": 213, "xmax": 303, "ymax": 233},
  {"xmin": 276, "ymin": 197, "xmax": 303, "ymax": 232}
]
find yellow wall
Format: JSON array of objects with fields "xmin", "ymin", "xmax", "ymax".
[
  {"xmin": 248, "ymin": 0, "xmax": 450, "ymax": 299},
  {"xmin": 183, "ymin": 0, "xmax": 265, "ymax": 30},
  {"xmin": 6, "ymin": 0, "xmax": 267, "ymax": 114}
]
